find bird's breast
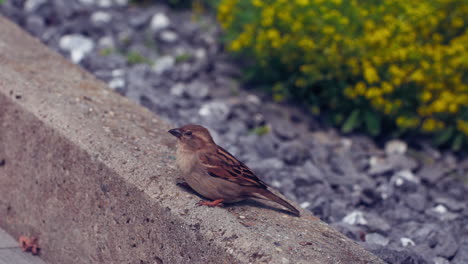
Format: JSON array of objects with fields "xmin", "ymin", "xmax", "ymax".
[{"xmin": 176, "ymin": 146, "xmax": 198, "ymax": 175}]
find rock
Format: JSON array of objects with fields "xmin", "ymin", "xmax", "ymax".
[
  {"xmin": 432, "ymin": 257, "xmax": 450, "ymax": 264},
  {"xmin": 97, "ymin": 0, "xmax": 112, "ymax": 8},
  {"xmin": 342, "ymin": 210, "xmax": 367, "ymax": 225},
  {"xmin": 159, "ymin": 30, "xmax": 178, "ymax": 43},
  {"xmin": 300, "ymin": 161, "xmax": 325, "ymax": 182},
  {"xmin": 368, "ymin": 156, "xmax": 394, "ymax": 175},
  {"xmin": 52, "ymin": 0, "xmax": 78, "ymax": 19},
  {"xmin": 403, "ymin": 192, "xmax": 427, "ymax": 212},
  {"xmin": 453, "ymin": 238, "xmax": 468, "ymax": 264},
  {"xmin": 418, "ymin": 164, "xmax": 450, "ymax": 184},
  {"xmin": 299, "ymin": 201, "xmax": 310, "ymax": 209},
  {"xmin": 364, "ymin": 213, "xmax": 391, "ymax": 234},
  {"xmin": 431, "ymin": 230, "xmax": 459, "ymax": 259},
  {"xmin": 78, "ymin": 0, "xmax": 95, "ymax": 5},
  {"xmin": 198, "ymin": 101, "xmax": 230, "ymax": 123},
  {"xmin": 248, "ymin": 158, "xmax": 284, "ymax": 178},
  {"xmin": 400, "ymin": 237, "xmax": 416, "ymax": 247},
  {"xmin": 126, "ymin": 64, "xmax": 150, "ymax": 90},
  {"xmin": 59, "ymin": 34, "xmax": 94, "ymax": 63},
  {"xmin": 150, "ymin": 13, "xmax": 170, "ymax": 31},
  {"xmin": 213, "ymin": 61, "xmax": 242, "ymax": 78},
  {"xmin": 254, "ymin": 132, "xmax": 280, "ymax": 158},
  {"xmin": 331, "ymin": 222, "xmax": 365, "ymax": 241},
  {"xmin": 185, "ymin": 81, "xmax": 210, "ymax": 99},
  {"xmin": 25, "ymin": 15, "xmax": 45, "ymax": 36},
  {"xmin": 365, "ymin": 233, "xmax": 389, "ymax": 246},
  {"xmin": 129, "ymin": 10, "xmax": 153, "ymax": 28},
  {"xmin": 425, "ymin": 205, "xmax": 459, "ymax": 221},
  {"xmin": 277, "ymin": 141, "xmax": 309, "ymax": 165},
  {"xmin": 114, "ymin": 0, "xmax": 128, "ymax": 6},
  {"xmin": 153, "ymin": 55, "xmax": 175, "ymax": 74},
  {"xmin": 310, "ymin": 196, "xmax": 331, "ymax": 219},
  {"xmin": 170, "ymin": 83, "xmax": 185, "ymax": 97},
  {"xmin": 272, "ymin": 120, "xmax": 298, "ymax": 141},
  {"xmin": 91, "ymin": 11, "xmax": 112, "ymax": 26},
  {"xmin": 83, "ymin": 53, "xmax": 126, "ymax": 71},
  {"xmin": 368, "ymin": 155, "xmax": 418, "ymax": 175},
  {"xmin": 397, "ymin": 170, "xmax": 419, "ymax": 183},
  {"xmin": 108, "ymin": 78, "xmax": 125, "ymax": 91},
  {"xmin": 364, "ymin": 244, "xmax": 426, "ymax": 264},
  {"xmin": 97, "ymin": 36, "xmax": 115, "ymax": 49},
  {"xmin": 384, "ymin": 139, "xmax": 407, "ymax": 155},
  {"xmin": 433, "ymin": 197, "xmax": 466, "ymax": 212},
  {"xmin": 24, "ymin": 0, "xmax": 47, "ymax": 13}
]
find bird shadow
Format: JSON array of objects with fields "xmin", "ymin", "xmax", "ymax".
[{"xmin": 176, "ymin": 182, "xmax": 299, "ymax": 217}]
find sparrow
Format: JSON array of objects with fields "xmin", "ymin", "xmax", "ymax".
[{"xmin": 168, "ymin": 124, "xmax": 300, "ymax": 216}]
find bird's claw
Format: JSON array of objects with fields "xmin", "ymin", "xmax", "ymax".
[{"xmin": 196, "ymin": 199, "xmax": 224, "ymax": 207}]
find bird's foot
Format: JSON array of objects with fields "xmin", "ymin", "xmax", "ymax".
[{"xmin": 196, "ymin": 199, "xmax": 224, "ymax": 207}]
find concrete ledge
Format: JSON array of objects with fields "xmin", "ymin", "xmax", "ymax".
[{"xmin": 0, "ymin": 16, "xmax": 383, "ymax": 264}]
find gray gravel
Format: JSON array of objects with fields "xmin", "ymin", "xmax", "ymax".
[{"xmin": 2, "ymin": 1, "xmax": 468, "ymax": 263}]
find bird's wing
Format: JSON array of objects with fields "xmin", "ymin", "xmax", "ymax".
[{"xmin": 199, "ymin": 146, "xmax": 267, "ymax": 188}]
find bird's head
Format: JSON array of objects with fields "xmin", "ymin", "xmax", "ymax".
[{"xmin": 168, "ymin": 124, "xmax": 215, "ymax": 151}]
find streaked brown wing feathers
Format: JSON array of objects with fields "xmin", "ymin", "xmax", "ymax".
[{"xmin": 199, "ymin": 146, "xmax": 266, "ymax": 188}]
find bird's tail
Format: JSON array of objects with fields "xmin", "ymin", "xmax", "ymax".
[{"xmin": 254, "ymin": 188, "xmax": 300, "ymax": 216}]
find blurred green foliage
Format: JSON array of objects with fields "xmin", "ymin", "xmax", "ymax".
[{"xmin": 217, "ymin": 0, "xmax": 468, "ymax": 150}]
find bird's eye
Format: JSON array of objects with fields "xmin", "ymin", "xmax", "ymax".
[{"xmin": 185, "ymin": 131, "xmax": 192, "ymax": 136}]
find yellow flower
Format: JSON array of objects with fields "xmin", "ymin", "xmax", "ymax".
[
  {"xmin": 457, "ymin": 120, "xmax": 468, "ymax": 135},
  {"xmin": 422, "ymin": 118, "xmax": 437, "ymax": 132},
  {"xmin": 355, "ymin": 82, "xmax": 366, "ymax": 95},
  {"xmin": 364, "ymin": 63, "xmax": 379, "ymax": 83},
  {"xmin": 296, "ymin": 0, "xmax": 309, "ymax": 6},
  {"xmin": 252, "ymin": 0, "xmax": 263, "ymax": 7}
]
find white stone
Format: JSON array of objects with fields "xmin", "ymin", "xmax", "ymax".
[
  {"xmin": 114, "ymin": 0, "xmax": 128, "ymax": 5},
  {"xmin": 108, "ymin": 78, "xmax": 125, "ymax": 90},
  {"xmin": 341, "ymin": 138, "xmax": 352, "ymax": 149},
  {"xmin": 152, "ymin": 56, "xmax": 175, "ymax": 74},
  {"xmin": 433, "ymin": 204, "xmax": 448, "ymax": 214},
  {"xmin": 194, "ymin": 48, "xmax": 206, "ymax": 60},
  {"xmin": 342, "ymin": 210, "xmax": 367, "ymax": 225},
  {"xmin": 97, "ymin": 0, "xmax": 112, "ymax": 7},
  {"xmin": 59, "ymin": 35, "xmax": 94, "ymax": 64},
  {"xmin": 150, "ymin": 13, "xmax": 170, "ymax": 31},
  {"xmin": 170, "ymin": 83, "xmax": 185, "ymax": 97},
  {"xmin": 271, "ymin": 180, "xmax": 281, "ymax": 188},
  {"xmin": 198, "ymin": 101, "xmax": 230, "ymax": 121},
  {"xmin": 385, "ymin": 139, "xmax": 407, "ymax": 155},
  {"xmin": 394, "ymin": 177, "xmax": 404, "ymax": 186},
  {"xmin": 91, "ymin": 11, "xmax": 112, "ymax": 24},
  {"xmin": 395, "ymin": 170, "xmax": 420, "ymax": 183},
  {"xmin": 433, "ymin": 257, "xmax": 450, "ymax": 264},
  {"xmin": 24, "ymin": 0, "xmax": 46, "ymax": 13},
  {"xmin": 98, "ymin": 36, "xmax": 115, "ymax": 48},
  {"xmin": 160, "ymin": 30, "xmax": 178, "ymax": 43},
  {"xmin": 300, "ymin": 201, "xmax": 310, "ymax": 209},
  {"xmin": 365, "ymin": 233, "xmax": 389, "ymax": 246},
  {"xmin": 112, "ymin": 69, "xmax": 124, "ymax": 77},
  {"xmin": 400, "ymin": 237, "xmax": 415, "ymax": 247},
  {"xmin": 79, "ymin": 0, "xmax": 95, "ymax": 5},
  {"xmin": 246, "ymin": 94, "xmax": 260, "ymax": 105}
]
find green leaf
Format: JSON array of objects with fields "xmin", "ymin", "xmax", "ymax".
[
  {"xmin": 451, "ymin": 133, "xmax": 464, "ymax": 151},
  {"xmin": 364, "ymin": 111, "xmax": 381, "ymax": 136},
  {"xmin": 434, "ymin": 127, "xmax": 454, "ymax": 145},
  {"xmin": 341, "ymin": 109, "xmax": 360, "ymax": 133}
]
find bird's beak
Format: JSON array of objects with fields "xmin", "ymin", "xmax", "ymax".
[{"xmin": 168, "ymin": 128, "xmax": 182, "ymax": 139}]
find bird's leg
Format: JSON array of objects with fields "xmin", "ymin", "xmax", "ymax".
[{"xmin": 196, "ymin": 199, "xmax": 224, "ymax": 207}]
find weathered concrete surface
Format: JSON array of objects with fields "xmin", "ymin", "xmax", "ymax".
[{"xmin": 0, "ymin": 16, "xmax": 384, "ymax": 264}]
